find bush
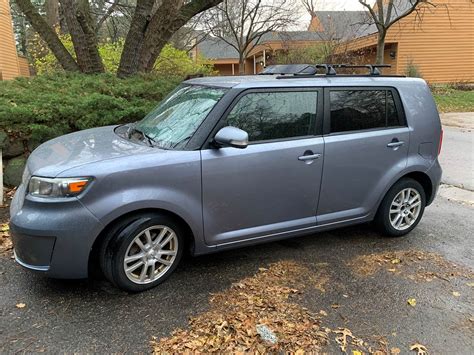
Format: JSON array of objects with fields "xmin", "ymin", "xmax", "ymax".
[
  {"xmin": 0, "ymin": 73, "xmax": 181, "ymax": 142},
  {"xmin": 405, "ymin": 59, "xmax": 422, "ymax": 78}
]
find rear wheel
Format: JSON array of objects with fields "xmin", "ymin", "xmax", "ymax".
[
  {"xmin": 374, "ymin": 178, "xmax": 426, "ymax": 237},
  {"xmin": 100, "ymin": 214, "xmax": 184, "ymax": 292}
]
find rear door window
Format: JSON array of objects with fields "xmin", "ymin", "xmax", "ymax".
[
  {"xmin": 329, "ymin": 89, "xmax": 402, "ymax": 133},
  {"xmin": 225, "ymin": 91, "xmax": 318, "ymax": 142}
]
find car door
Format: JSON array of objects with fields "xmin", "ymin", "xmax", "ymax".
[
  {"xmin": 317, "ymin": 87, "xmax": 410, "ymax": 224},
  {"xmin": 201, "ymin": 88, "xmax": 324, "ymax": 246}
]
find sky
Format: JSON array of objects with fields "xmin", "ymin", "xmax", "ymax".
[
  {"xmin": 297, "ymin": 0, "xmax": 371, "ymax": 30},
  {"xmin": 313, "ymin": 0, "xmax": 368, "ymax": 10}
]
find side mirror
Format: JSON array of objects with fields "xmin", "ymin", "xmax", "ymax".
[{"xmin": 213, "ymin": 126, "xmax": 249, "ymax": 149}]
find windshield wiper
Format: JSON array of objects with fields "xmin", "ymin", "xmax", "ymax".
[{"xmin": 127, "ymin": 125, "xmax": 157, "ymax": 147}]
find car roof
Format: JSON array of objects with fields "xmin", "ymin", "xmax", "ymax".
[{"xmin": 184, "ymin": 75, "xmax": 426, "ymax": 89}]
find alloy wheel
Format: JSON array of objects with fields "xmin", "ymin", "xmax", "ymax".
[
  {"xmin": 123, "ymin": 225, "xmax": 178, "ymax": 284},
  {"xmin": 389, "ymin": 188, "xmax": 422, "ymax": 231}
]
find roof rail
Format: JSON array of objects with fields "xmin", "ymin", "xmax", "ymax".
[{"xmin": 257, "ymin": 63, "xmax": 404, "ymax": 79}]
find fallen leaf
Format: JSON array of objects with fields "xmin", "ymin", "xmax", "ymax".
[
  {"xmin": 319, "ymin": 310, "xmax": 328, "ymax": 316},
  {"xmin": 352, "ymin": 350, "xmax": 363, "ymax": 355},
  {"xmin": 334, "ymin": 328, "xmax": 353, "ymax": 352},
  {"xmin": 388, "ymin": 268, "xmax": 397, "ymax": 272},
  {"xmin": 407, "ymin": 298, "xmax": 417, "ymax": 307},
  {"xmin": 391, "ymin": 347, "xmax": 401, "ymax": 354},
  {"xmin": 452, "ymin": 291, "xmax": 460, "ymax": 297},
  {"xmin": 410, "ymin": 343, "xmax": 428, "ymax": 355},
  {"xmin": 16, "ymin": 303, "xmax": 26, "ymax": 309},
  {"xmin": 331, "ymin": 304, "xmax": 341, "ymax": 309},
  {"xmin": 467, "ymin": 282, "xmax": 474, "ymax": 287},
  {"xmin": 391, "ymin": 258, "xmax": 401, "ymax": 264}
]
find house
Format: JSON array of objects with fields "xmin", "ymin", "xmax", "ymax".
[
  {"xmin": 337, "ymin": 0, "xmax": 474, "ymax": 83},
  {"xmin": 196, "ymin": 0, "xmax": 473, "ymax": 83},
  {"xmin": 0, "ymin": 0, "xmax": 29, "ymax": 80}
]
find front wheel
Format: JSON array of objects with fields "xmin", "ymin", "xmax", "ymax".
[
  {"xmin": 100, "ymin": 214, "xmax": 184, "ymax": 292},
  {"xmin": 374, "ymin": 178, "xmax": 426, "ymax": 237}
]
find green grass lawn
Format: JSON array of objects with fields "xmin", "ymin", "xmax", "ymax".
[{"xmin": 432, "ymin": 87, "xmax": 474, "ymax": 113}]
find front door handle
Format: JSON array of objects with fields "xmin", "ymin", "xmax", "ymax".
[{"xmin": 298, "ymin": 153, "xmax": 321, "ymax": 161}]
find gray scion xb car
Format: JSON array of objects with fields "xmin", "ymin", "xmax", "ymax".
[{"xmin": 10, "ymin": 65, "xmax": 443, "ymax": 292}]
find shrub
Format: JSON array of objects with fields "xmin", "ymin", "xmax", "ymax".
[
  {"xmin": 0, "ymin": 73, "xmax": 181, "ymax": 142},
  {"xmin": 405, "ymin": 59, "xmax": 422, "ymax": 78}
]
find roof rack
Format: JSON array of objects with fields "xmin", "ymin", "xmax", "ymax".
[
  {"xmin": 259, "ymin": 64, "xmax": 317, "ymax": 75},
  {"xmin": 258, "ymin": 64, "xmax": 404, "ymax": 79},
  {"xmin": 333, "ymin": 64, "xmax": 392, "ymax": 76}
]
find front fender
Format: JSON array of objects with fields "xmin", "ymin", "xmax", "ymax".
[{"xmin": 83, "ymin": 186, "xmax": 203, "ymax": 244}]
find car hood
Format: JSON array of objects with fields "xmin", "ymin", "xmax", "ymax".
[{"xmin": 27, "ymin": 125, "xmax": 155, "ymax": 177}]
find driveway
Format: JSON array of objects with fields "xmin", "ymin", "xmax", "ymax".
[
  {"xmin": 439, "ymin": 124, "xmax": 474, "ymax": 191},
  {"xmin": 1, "ymin": 114, "xmax": 473, "ymax": 353},
  {"xmin": 1, "ymin": 197, "xmax": 473, "ymax": 353}
]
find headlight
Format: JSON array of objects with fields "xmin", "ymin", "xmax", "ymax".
[{"xmin": 28, "ymin": 177, "xmax": 92, "ymax": 198}]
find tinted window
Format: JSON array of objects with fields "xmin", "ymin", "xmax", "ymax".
[
  {"xmin": 330, "ymin": 90, "xmax": 401, "ymax": 133},
  {"xmin": 226, "ymin": 91, "xmax": 317, "ymax": 142}
]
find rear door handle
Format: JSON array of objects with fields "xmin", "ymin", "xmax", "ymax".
[
  {"xmin": 387, "ymin": 141, "xmax": 405, "ymax": 148},
  {"xmin": 298, "ymin": 153, "xmax": 321, "ymax": 161}
]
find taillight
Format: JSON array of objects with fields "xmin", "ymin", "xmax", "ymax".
[{"xmin": 438, "ymin": 128, "xmax": 443, "ymax": 155}]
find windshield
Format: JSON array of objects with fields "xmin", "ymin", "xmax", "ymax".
[{"xmin": 134, "ymin": 84, "xmax": 227, "ymax": 149}]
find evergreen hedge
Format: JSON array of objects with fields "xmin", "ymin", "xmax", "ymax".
[{"xmin": 0, "ymin": 73, "xmax": 181, "ymax": 142}]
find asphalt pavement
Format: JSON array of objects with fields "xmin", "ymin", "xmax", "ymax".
[{"xmin": 439, "ymin": 125, "xmax": 474, "ymax": 191}]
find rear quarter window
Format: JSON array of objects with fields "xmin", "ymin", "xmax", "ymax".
[{"xmin": 330, "ymin": 89, "xmax": 403, "ymax": 133}]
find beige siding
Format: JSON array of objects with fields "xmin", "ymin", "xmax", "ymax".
[
  {"xmin": 17, "ymin": 56, "xmax": 30, "ymax": 77},
  {"xmin": 0, "ymin": 0, "xmax": 21, "ymax": 80},
  {"xmin": 390, "ymin": 0, "xmax": 474, "ymax": 83}
]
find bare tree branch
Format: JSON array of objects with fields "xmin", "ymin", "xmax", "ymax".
[
  {"xmin": 203, "ymin": 0, "xmax": 297, "ymax": 74},
  {"xmin": 358, "ymin": 0, "xmax": 434, "ymax": 64}
]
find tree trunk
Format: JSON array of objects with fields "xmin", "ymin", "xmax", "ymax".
[
  {"xmin": 137, "ymin": 0, "xmax": 184, "ymax": 72},
  {"xmin": 138, "ymin": 0, "xmax": 223, "ymax": 73},
  {"xmin": 117, "ymin": 0, "xmax": 155, "ymax": 77},
  {"xmin": 60, "ymin": 0, "xmax": 104, "ymax": 73},
  {"xmin": 45, "ymin": 0, "xmax": 59, "ymax": 27},
  {"xmin": 238, "ymin": 55, "xmax": 245, "ymax": 74},
  {"xmin": 14, "ymin": 0, "xmax": 79, "ymax": 72},
  {"xmin": 375, "ymin": 31, "xmax": 386, "ymax": 64}
]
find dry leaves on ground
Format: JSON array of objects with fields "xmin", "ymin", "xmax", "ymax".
[
  {"xmin": 407, "ymin": 298, "xmax": 417, "ymax": 307},
  {"xmin": 152, "ymin": 261, "xmax": 330, "ymax": 353},
  {"xmin": 348, "ymin": 250, "xmax": 473, "ymax": 282},
  {"xmin": 410, "ymin": 343, "xmax": 428, "ymax": 355},
  {"xmin": 0, "ymin": 222, "xmax": 12, "ymax": 255},
  {"xmin": 0, "ymin": 187, "xmax": 14, "ymax": 255}
]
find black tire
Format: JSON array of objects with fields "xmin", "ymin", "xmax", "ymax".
[
  {"xmin": 374, "ymin": 178, "xmax": 426, "ymax": 237},
  {"xmin": 100, "ymin": 213, "xmax": 184, "ymax": 292}
]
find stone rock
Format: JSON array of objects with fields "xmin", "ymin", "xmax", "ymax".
[
  {"xmin": 4, "ymin": 156, "xmax": 27, "ymax": 187},
  {"xmin": 0, "ymin": 131, "xmax": 7, "ymax": 149},
  {"xmin": 3, "ymin": 138, "xmax": 25, "ymax": 158},
  {"xmin": 27, "ymin": 138, "xmax": 42, "ymax": 152}
]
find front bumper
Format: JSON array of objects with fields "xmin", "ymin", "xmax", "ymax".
[{"xmin": 10, "ymin": 185, "xmax": 103, "ymax": 279}]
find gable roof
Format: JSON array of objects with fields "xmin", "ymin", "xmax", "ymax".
[
  {"xmin": 197, "ymin": 11, "xmax": 377, "ymax": 60},
  {"xmin": 313, "ymin": 11, "xmax": 376, "ymax": 40}
]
